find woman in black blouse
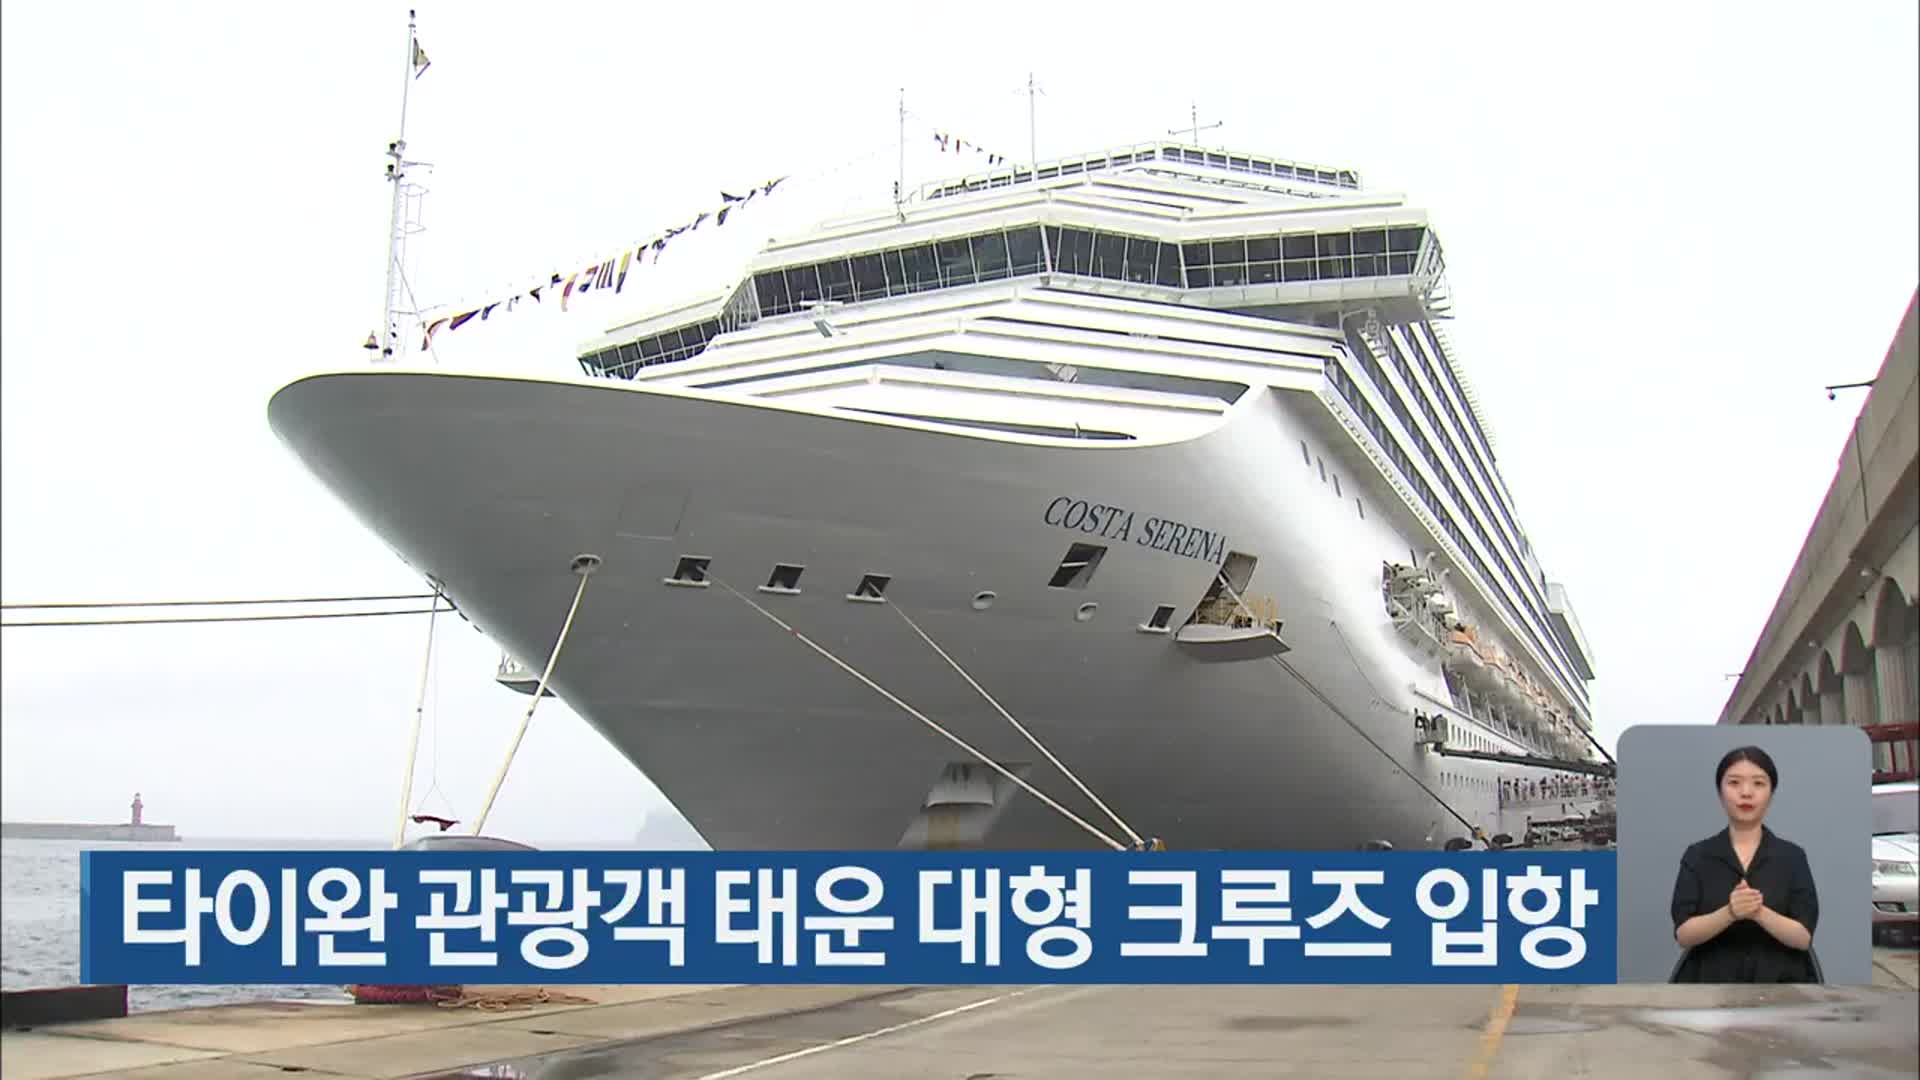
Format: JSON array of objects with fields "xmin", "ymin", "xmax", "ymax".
[{"xmin": 1669, "ymin": 746, "xmax": 1820, "ymax": 983}]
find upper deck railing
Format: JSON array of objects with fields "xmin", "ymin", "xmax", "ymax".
[{"xmin": 915, "ymin": 142, "xmax": 1362, "ymax": 203}]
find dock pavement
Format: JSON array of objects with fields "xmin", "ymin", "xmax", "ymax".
[{"xmin": 2, "ymin": 947, "xmax": 1913, "ymax": 1079}]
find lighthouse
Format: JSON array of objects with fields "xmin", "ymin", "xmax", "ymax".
[{"xmin": 2, "ymin": 793, "xmax": 176, "ymax": 841}]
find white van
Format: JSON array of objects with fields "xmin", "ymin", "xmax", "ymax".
[{"xmin": 1871, "ymin": 781, "xmax": 1917, "ymax": 944}]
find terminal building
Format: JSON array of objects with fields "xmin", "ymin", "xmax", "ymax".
[{"xmin": 1719, "ymin": 290, "xmax": 1918, "ymax": 784}]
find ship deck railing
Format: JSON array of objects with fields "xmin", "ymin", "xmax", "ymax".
[{"xmin": 914, "ymin": 141, "xmax": 1361, "ymax": 203}]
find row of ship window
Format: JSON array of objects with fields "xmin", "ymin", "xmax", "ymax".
[
  {"xmin": 1439, "ymin": 771, "xmax": 1497, "ymax": 792},
  {"xmin": 576, "ymin": 219, "xmax": 1436, "ymax": 378},
  {"xmin": 1376, "ymin": 331, "xmax": 1563, "ymax": 658},
  {"xmin": 757, "ymin": 227, "xmax": 1052, "ymax": 314},
  {"xmin": 1393, "ymin": 327, "xmax": 1524, "ymax": 550},
  {"xmin": 1184, "ymin": 228, "xmax": 1429, "ymax": 288},
  {"xmin": 1309, "ymin": 403, "xmax": 1574, "ymax": 711},
  {"xmin": 1325, "ymin": 357, "xmax": 1580, "ymax": 697},
  {"xmin": 581, "ymin": 221, "xmax": 1434, "ymax": 378},
  {"xmin": 659, "ymin": 551, "xmax": 1190, "ymax": 634},
  {"xmin": 1302, "ymin": 439, "xmax": 1368, "ymax": 522},
  {"xmin": 1350, "ymin": 325, "xmax": 1579, "ymax": 686},
  {"xmin": 598, "ymin": 319, "xmax": 724, "ymax": 373},
  {"xmin": 743, "ymin": 222, "xmax": 1434, "ymax": 320}
]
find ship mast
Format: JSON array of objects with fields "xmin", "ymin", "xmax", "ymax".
[
  {"xmin": 372, "ymin": 10, "xmax": 427, "ymax": 363},
  {"xmin": 1025, "ymin": 73, "xmax": 1044, "ymax": 168},
  {"xmin": 893, "ymin": 88, "xmax": 905, "ymax": 218},
  {"xmin": 1168, "ymin": 103, "xmax": 1222, "ymax": 147}
]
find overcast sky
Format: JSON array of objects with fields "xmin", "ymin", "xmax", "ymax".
[{"xmin": 3, "ymin": 1, "xmax": 1915, "ymax": 845}]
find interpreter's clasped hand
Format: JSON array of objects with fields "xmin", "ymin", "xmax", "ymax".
[{"xmin": 1729, "ymin": 880, "xmax": 1764, "ymax": 920}]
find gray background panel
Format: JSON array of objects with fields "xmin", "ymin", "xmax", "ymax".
[{"xmin": 1616, "ymin": 724, "xmax": 1869, "ymax": 984}]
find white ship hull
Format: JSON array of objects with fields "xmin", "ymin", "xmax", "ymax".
[{"xmin": 269, "ymin": 369, "xmax": 1595, "ymax": 851}]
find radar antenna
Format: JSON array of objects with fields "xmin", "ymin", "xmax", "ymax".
[
  {"xmin": 894, "ymin": 88, "xmax": 906, "ymax": 221},
  {"xmin": 1168, "ymin": 103, "xmax": 1223, "ymax": 147},
  {"xmin": 1023, "ymin": 73, "xmax": 1046, "ymax": 168}
]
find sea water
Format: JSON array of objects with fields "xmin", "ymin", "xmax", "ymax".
[{"xmin": 1, "ymin": 836, "xmax": 368, "ymax": 1012}]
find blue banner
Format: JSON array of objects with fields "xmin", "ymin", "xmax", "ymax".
[{"xmin": 81, "ymin": 851, "xmax": 1616, "ymax": 985}]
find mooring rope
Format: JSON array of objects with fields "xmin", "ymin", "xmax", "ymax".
[
  {"xmin": 438, "ymin": 987, "xmax": 598, "ymax": 1011},
  {"xmin": 1, "ymin": 606, "xmax": 450, "ymax": 628},
  {"xmin": 1207, "ymin": 574, "xmax": 1483, "ymax": 843},
  {"xmin": 891, "ymin": 604, "xmax": 1147, "ymax": 848},
  {"xmin": 1267, "ymin": 651, "xmax": 1478, "ymax": 838},
  {"xmin": 714, "ymin": 579, "xmax": 1125, "ymax": 851},
  {"xmin": 394, "ymin": 583, "xmax": 443, "ymax": 848},
  {"xmin": 1, "ymin": 592, "xmax": 439, "ymax": 610},
  {"xmin": 471, "ymin": 557, "xmax": 599, "ymax": 835}
]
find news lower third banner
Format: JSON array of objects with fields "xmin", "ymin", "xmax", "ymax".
[{"xmin": 80, "ymin": 851, "xmax": 1617, "ymax": 985}]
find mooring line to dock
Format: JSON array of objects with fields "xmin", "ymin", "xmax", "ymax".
[
  {"xmin": 0, "ymin": 592, "xmax": 440, "ymax": 610},
  {"xmin": 713, "ymin": 579, "xmax": 1126, "ymax": 851},
  {"xmin": 1203, "ymin": 574, "xmax": 1484, "ymax": 842},
  {"xmin": 393, "ymin": 583, "xmax": 443, "ymax": 848},
  {"xmin": 1328, "ymin": 617, "xmax": 1394, "ymax": 708},
  {"xmin": 0, "ymin": 605, "xmax": 453, "ymax": 628},
  {"xmin": 471, "ymin": 555, "xmax": 600, "ymax": 836},
  {"xmin": 1270, "ymin": 652, "xmax": 1479, "ymax": 839},
  {"xmin": 891, "ymin": 603, "xmax": 1148, "ymax": 849}
]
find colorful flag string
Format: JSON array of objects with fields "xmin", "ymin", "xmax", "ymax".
[
  {"xmin": 415, "ymin": 118, "xmax": 1003, "ymax": 351},
  {"xmin": 931, "ymin": 130, "xmax": 1009, "ymax": 167},
  {"xmin": 418, "ymin": 174, "xmax": 789, "ymax": 350}
]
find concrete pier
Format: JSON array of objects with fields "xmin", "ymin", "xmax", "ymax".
[
  {"xmin": 2, "ymin": 948, "xmax": 1912, "ymax": 1079},
  {"xmin": 0, "ymin": 823, "xmax": 178, "ymax": 842}
]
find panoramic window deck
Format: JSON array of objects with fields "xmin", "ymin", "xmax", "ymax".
[
  {"xmin": 578, "ymin": 222, "xmax": 1434, "ymax": 380},
  {"xmin": 1184, "ymin": 227, "xmax": 1429, "ymax": 288}
]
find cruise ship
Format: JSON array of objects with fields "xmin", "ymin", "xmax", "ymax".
[{"xmin": 269, "ymin": 141, "xmax": 1605, "ymax": 852}]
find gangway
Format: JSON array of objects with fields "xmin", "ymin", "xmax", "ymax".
[
  {"xmin": 1430, "ymin": 745, "xmax": 1615, "ymax": 779},
  {"xmin": 1413, "ymin": 711, "xmax": 1614, "ymax": 777}
]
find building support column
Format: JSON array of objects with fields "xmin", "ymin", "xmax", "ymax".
[
  {"xmin": 1820, "ymin": 687, "xmax": 1846, "ymax": 726},
  {"xmin": 1843, "ymin": 669, "xmax": 1880, "ymax": 727},
  {"xmin": 1877, "ymin": 643, "xmax": 1917, "ymax": 728}
]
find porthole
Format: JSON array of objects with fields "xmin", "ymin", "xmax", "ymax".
[
  {"xmin": 1075, "ymin": 602, "xmax": 1098, "ymax": 623},
  {"xmin": 971, "ymin": 591, "xmax": 996, "ymax": 611}
]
